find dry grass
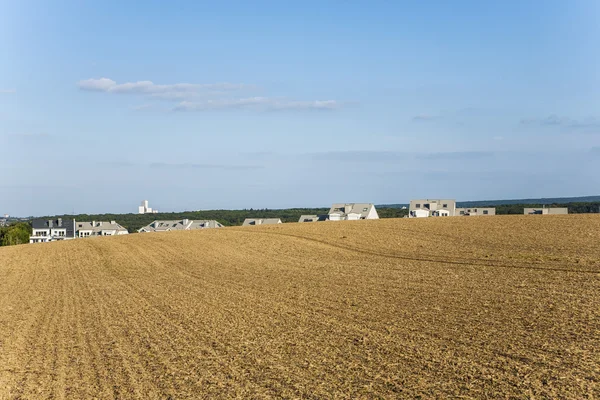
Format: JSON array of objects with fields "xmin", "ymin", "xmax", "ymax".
[{"xmin": 0, "ymin": 215, "xmax": 599, "ymax": 398}]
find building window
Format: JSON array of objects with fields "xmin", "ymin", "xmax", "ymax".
[
  {"xmin": 483, "ymin": 210, "xmax": 488, "ymax": 215},
  {"xmin": 415, "ymin": 203, "xmax": 421, "ymax": 208},
  {"xmin": 443, "ymin": 204, "xmax": 448, "ymax": 208},
  {"xmin": 460, "ymin": 211, "xmax": 465, "ymax": 215},
  {"xmin": 362, "ymin": 208, "xmax": 368, "ymax": 212}
]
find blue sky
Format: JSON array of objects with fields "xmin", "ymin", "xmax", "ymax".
[{"xmin": 1, "ymin": 0, "xmax": 599, "ymax": 216}]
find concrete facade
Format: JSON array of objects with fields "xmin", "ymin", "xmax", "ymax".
[
  {"xmin": 524, "ymin": 207, "xmax": 568, "ymax": 215},
  {"xmin": 455, "ymin": 207, "xmax": 496, "ymax": 216},
  {"xmin": 409, "ymin": 199, "xmax": 457, "ymax": 217}
]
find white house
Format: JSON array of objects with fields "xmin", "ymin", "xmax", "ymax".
[
  {"xmin": 76, "ymin": 221, "xmax": 129, "ymax": 237},
  {"xmin": 242, "ymin": 218, "xmax": 282, "ymax": 226},
  {"xmin": 30, "ymin": 218, "xmax": 76, "ymax": 243},
  {"xmin": 298, "ymin": 214, "xmax": 329, "ymax": 223},
  {"xmin": 409, "ymin": 199, "xmax": 456, "ymax": 218},
  {"xmin": 328, "ymin": 203, "xmax": 379, "ymax": 221},
  {"xmin": 138, "ymin": 219, "xmax": 223, "ymax": 232}
]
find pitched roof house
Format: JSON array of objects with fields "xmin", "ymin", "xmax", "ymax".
[
  {"xmin": 138, "ymin": 219, "xmax": 223, "ymax": 232},
  {"xmin": 298, "ymin": 214, "xmax": 329, "ymax": 223},
  {"xmin": 76, "ymin": 221, "xmax": 129, "ymax": 237},
  {"xmin": 30, "ymin": 218, "xmax": 76, "ymax": 243},
  {"xmin": 328, "ymin": 203, "xmax": 379, "ymax": 221},
  {"xmin": 242, "ymin": 218, "xmax": 282, "ymax": 226}
]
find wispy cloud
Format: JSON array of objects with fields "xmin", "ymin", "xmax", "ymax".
[
  {"xmin": 78, "ymin": 77, "xmax": 341, "ymax": 112},
  {"xmin": 308, "ymin": 150, "xmax": 493, "ymax": 163},
  {"xmin": 310, "ymin": 151, "xmax": 409, "ymax": 162},
  {"xmin": 521, "ymin": 115, "xmax": 600, "ymax": 131},
  {"xmin": 0, "ymin": 89, "xmax": 16, "ymax": 94},
  {"xmin": 78, "ymin": 78, "xmax": 251, "ymax": 99},
  {"xmin": 412, "ymin": 114, "xmax": 442, "ymax": 122},
  {"xmin": 150, "ymin": 162, "xmax": 263, "ymax": 171},
  {"xmin": 417, "ymin": 151, "xmax": 493, "ymax": 160},
  {"xmin": 174, "ymin": 98, "xmax": 338, "ymax": 112},
  {"xmin": 96, "ymin": 161, "xmax": 136, "ymax": 167}
]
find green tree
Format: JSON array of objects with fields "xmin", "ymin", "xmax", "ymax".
[{"xmin": 0, "ymin": 223, "xmax": 31, "ymax": 246}]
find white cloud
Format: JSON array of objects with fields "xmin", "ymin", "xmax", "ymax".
[
  {"xmin": 77, "ymin": 78, "xmax": 252, "ymax": 100},
  {"xmin": 78, "ymin": 77, "xmax": 342, "ymax": 112},
  {"xmin": 174, "ymin": 98, "xmax": 338, "ymax": 112},
  {"xmin": 0, "ymin": 89, "xmax": 16, "ymax": 94},
  {"xmin": 520, "ymin": 115, "xmax": 600, "ymax": 130}
]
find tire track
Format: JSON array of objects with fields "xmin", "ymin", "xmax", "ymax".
[{"xmin": 230, "ymin": 228, "xmax": 600, "ymax": 274}]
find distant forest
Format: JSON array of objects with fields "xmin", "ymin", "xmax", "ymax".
[
  {"xmin": 31, "ymin": 208, "xmax": 410, "ymax": 233},
  {"xmin": 5, "ymin": 200, "xmax": 600, "ymax": 238}
]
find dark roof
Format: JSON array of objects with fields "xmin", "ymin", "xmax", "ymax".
[{"xmin": 32, "ymin": 218, "xmax": 76, "ymax": 238}]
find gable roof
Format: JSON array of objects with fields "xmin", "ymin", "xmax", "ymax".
[
  {"xmin": 328, "ymin": 203, "xmax": 377, "ymax": 218},
  {"xmin": 298, "ymin": 214, "xmax": 329, "ymax": 223},
  {"xmin": 138, "ymin": 220, "xmax": 223, "ymax": 232},
  {"xmin": 31, "ymin": 218, "xmax": 76, "ymax": 238},
  {"xmin": 77, "ymin": 221, "xmax": 128, "ymax": 233},
  {"xmin": 242, "ymin": 218, "xmax": 282, "ymax": 226}
]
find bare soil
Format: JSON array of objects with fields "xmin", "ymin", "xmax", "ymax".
[{"xmin": 0, "ymin": 215, "xmax": 598, "ymax": 398}]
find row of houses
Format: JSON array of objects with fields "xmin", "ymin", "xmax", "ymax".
[
  {"xmin": 30, "ymin": 217, "xmax": 225, "ymax": 242},
  {"xmin": 138, "ymin": 219, "xmax": 223, "ymax": 232},
  {"xmin": 408, "ymin": 199, "xmax": 568, "ymax": 218},
  {"xmin": 297, "ymin": 203, "xmax": 379, "ymax": 223},
  {"xmin": 408, "ymin": 199, "xmax": 496, "ymax": 218},
  {"xmin": 30, "ymin": 219, "xmax": 129, "ymax": 243},
  {"xmin": 28, "ymin": 201, "xmax": 568, "ymax": 243}
]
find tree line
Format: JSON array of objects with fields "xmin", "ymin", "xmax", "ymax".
[{"xmin": 2, "ymin": 202, "xmax": 599, "ymax": 248}]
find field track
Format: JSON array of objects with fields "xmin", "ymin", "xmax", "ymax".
[{"xmin": 0, "ymin": 215, "xmax": 599, "ymax": 398}]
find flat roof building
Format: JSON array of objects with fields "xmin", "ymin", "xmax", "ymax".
[
  {"xmin": 524, "ymin": 207, "xmax": 568, "ymax": 215},
  {"xmin": 409, "ymin": 199, "xmax": 457, "ymax": 218},
  {"xmin": 455, "ymin": 207, "xmax": 496, "ymax": 216}
]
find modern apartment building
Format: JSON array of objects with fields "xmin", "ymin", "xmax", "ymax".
[{"xmin": 409, "ymin": 199, "xmax": 457, "ymax": 217}]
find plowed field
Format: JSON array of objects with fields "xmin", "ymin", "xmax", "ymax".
[{"xmin": 0, "ymin": 215, "xmax": 599, "ymax": 398}]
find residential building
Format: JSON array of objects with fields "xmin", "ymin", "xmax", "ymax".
[
  {"xmin": 242, "ymin": 218, "xmax": 282, "ymax": 226},
  {"xmin": 138, "ymin": 200, "xmax": 159, "ymax": 214},
  {"xmin": 409, "ymin": 199, "xmax": 457, "ymax": 217},
  {"xmin": 30, "ymin": 218, "xmax": 76, "ymax": 243},
  {"xmin": 328, "ymin": 203, "xmax": 379, "ymax": 221},
  {"xmin": 455, "ymin": 207, "xmax": 496, "ymax": 216},
  {"xmin": 524, "ymin": 207, "xmax": 568, "ymax": 215},
  {"xmin": 76, "ymin": 221, "xmax": 129, "ymax": 237},
  {"xmin": 138, "ymin": 219, "xmax": 223, "ymax": 232},
  {"xmin": 298, "ymin": 214, "xmax": 329, "ymax": 223}
]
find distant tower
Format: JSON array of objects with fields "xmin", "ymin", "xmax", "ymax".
[{"xmin": 138, "ymin": 200, "xmax": 158, "ymax": 214}]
